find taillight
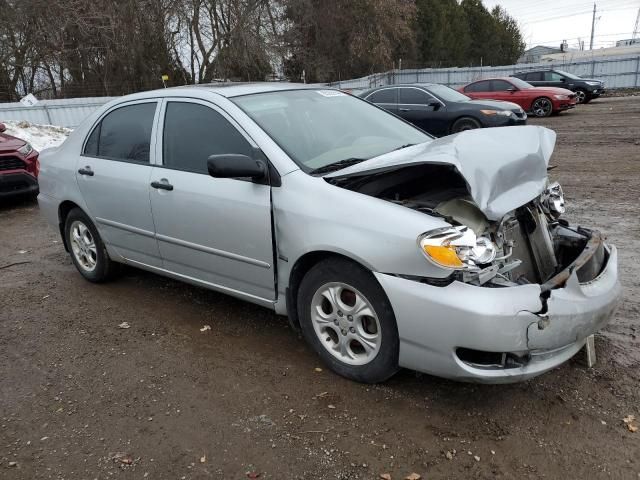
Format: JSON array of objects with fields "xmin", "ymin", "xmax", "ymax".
[{"xmin": 35, "ymin": 157, "xmax": 40, "ymax": 178}]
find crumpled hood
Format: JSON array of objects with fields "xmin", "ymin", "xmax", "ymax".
[{"xmin": 326, "ymin": 125, "xmax": 556, "ymax": 221}]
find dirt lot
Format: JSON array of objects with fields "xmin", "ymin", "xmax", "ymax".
[{"xmin": 1, "ymin": 96, "xmax": 639, "ymax": 479}]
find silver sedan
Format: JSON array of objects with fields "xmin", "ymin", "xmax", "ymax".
[{"xmin": 37, "ymin": 84, "xmax": 620, "ymax": 383}]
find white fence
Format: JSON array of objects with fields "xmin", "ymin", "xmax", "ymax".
[
  {"xmin": 0, "ymin": 97, "xmax": 114, "ymax": 128},
  {"xmin": 329, "ymin": 53, "xmax": 640, "ymax": 90}
]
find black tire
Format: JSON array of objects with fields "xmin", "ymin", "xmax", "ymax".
[
  {"xmin": 64, "ymin": 207, "xmax": 117, "ymax": 282},
  {"xmin": 451, "ymin": 116, "xmax": 481, "ymax": 133},
  {"xmin": 531, "ymin": 97, "xmax": 553, "ymax": 117},
  {"xmin": 297, "ymin": 258, "xmax": 399, "ymax": 383},
  {"xmin": 574, "ymin": 88, "xmax": 588, "ymax": 104}
]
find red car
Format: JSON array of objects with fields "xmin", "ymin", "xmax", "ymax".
[
  {"xmin": 458, "ymin": 77, "xmax": 577, "ymax": 118},
  {"xmin": 0, "ymin": 122, "xmax": 40, "ymax": 198}
]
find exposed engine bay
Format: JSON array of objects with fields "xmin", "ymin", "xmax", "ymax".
[{"xmin": 328, "ymin": 164, "xmax": 607, "ymax": 288}]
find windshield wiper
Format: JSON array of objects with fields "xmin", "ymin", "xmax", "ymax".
[
  {"xmin": 393, "ymin": 143, "xmax": 416, "ymax": 151},
  {"xmin": 310, "ymin": 158, "xmax": 368, "ymax": 175}
]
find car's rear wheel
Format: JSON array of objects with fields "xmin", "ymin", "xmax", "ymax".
[
  {"xmin": 297, "ymin": 258, "xmax": 399, "ymax": 383},
  {"xmin": 64, "ymin": 208, "xmax": 116, "ymax": 282},
  {"xmin": 451, "ymin": 117, "xmax": 481, "ymax": 133},
  {"xmin": 531, "ymin": 97, "xmax": 553, "ymax": 117},
  {"xmin": 575, "ymin": 88, "xmax": 587, "ymax": 104}
]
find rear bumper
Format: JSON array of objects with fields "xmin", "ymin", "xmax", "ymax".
[
  {"xmin": 375, "ymin": 241, "xmax": 620, "ymax": 383},
  {"xmin": 0, "ymin": 171, "xmax": 39, "ymax": 198}
]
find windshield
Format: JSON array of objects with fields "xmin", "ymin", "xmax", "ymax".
[
  {"xmin": 509, "ymin": 77, "xmax": 534, "ymax": 90},
  {"xmin": 426, "ymin": 84, "xmax": 470, "ymax": 102},
  {"xmin": 232, "ymin": 89, "xmax": 431, "ymax": 173},
  {"xmin": 555, "ymin": 69, "xmax": 581, "ymax": 80}
]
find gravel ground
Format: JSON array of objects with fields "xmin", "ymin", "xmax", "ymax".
[{"xmin": 1, "ymin": 95, "xmax": 639, "ymax": 479}]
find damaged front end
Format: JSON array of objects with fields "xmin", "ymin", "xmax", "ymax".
[
  {"xmin": 328, "ymin": 158, "xmax": 606, "ymax": 290},
  {"xmin": 324, "ymin": 127, "xmax": 620, "ymax": 379}
]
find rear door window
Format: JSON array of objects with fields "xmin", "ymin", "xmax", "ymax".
[
  {"xmin": 162, "ymin": 102, "xmax": 253, "ymax": 174},
  {"xmin": 367, "ymin": 89, "xmax": 397, "ymax": 104},
  {"xmin": 491, "ymin": 80, "xmax": 514, "ymax": 91},
  {"xmin": 399, "ymin": 88, "xmax": 430, "ymax": 105},
  {"xmin": 84, "ymin": 102, "xmax": 157, "ymax": 163},
  {"xmin": 545, "ymin": 71, "xmax": 565, "ymax": 81},
  {"xmin": 525, "ymin": 72, "xmax": 543, "ymax": 81},
  {"xmin": 464, "ymin": 81, "xmax": 491, "ymax": 93}
]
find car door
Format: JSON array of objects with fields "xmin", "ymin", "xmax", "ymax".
[
  {"xmin": 489, "ymin": 79, "xmax": 529, "ymax": 109},
  {"xmin": 397, "ymin": 87, "xmax": 447, "ymax": 136},
  {"xmin": 149, "ymin": 99, "xmax": 275, "ymax": 302},
  {"xmin": 544, "ymin": 71, "xmax": 569, "ymax": 89},
  {"xmin": 77, "ymin": 100, "xmax": 162, "ymax": 267},
  {"xmin": 364, "ymin": 88, "xmax": 398, "ymax": 115},
  {"xmin": 523, "ymin": 71, "xmax": 544, "ymax": 87}
]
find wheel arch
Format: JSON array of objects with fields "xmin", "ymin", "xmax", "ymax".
[
  {"xmin": 530, "ymin": 96, "xmax": 553, "ymax": 114},
  {"xmin": 285, "ymin": 250, "xmax": 375, "ymax": 331},
  {"xmin": 449, "ymin": 115, "xmax": 482, "ymax": 134},
  {"xmin": 58, "ymin": 200, "xmax": 82, "ymax": 252}
]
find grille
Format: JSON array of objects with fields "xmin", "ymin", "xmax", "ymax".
[{"xmin": 0, "ymin": 156, "xmax": 26, "ymax": 171}]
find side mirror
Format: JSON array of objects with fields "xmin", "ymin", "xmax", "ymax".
[
  {"xmin": 207, "ymin": 154, "xmax": 266, "ymax": 180},
  {"xmin": 0, "ymin": 123, "xmax": 6, "ymax": 133},
  {"xmin": 560, "ymin": 78, "xmax": 566, "ymax": 82},
  {"xmin": 507, "ymin": 87, "xmax": 516, "ymax": 93},
  {"xmin": 427, "ymin": 100, "xmax": 440, "ymax": 108}
]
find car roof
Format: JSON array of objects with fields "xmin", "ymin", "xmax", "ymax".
[
  {"xmin": 175, "ymin": 82, "xmax": 324, "ymax": 97},
  {"xmin": 107, "ymin": 82, "xmax": 325, "ymax": 103},
  {"xmin": 468, "ymin": 77, "xmax": 514, "ymax": 82},
  {"xmin": 513, "ymin": 69, "xmax": 553, "ymax": 74},
  {"xmin": 367, "ymin": 83, "xmax": 439, "ymax": 89}
]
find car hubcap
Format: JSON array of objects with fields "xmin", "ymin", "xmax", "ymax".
[
  {"xmin": 533, "ymin": 99, "xmax": 552, "ymax": 117},
  {"xmin": 310, "ymin": 282, "xmax": 381, "ymax": 365},
  {"xmin": 70, "ymin": 220, "xmax": 97, "ymax": 272},
  {"xmin": 458, "ymin": 122, "xmax": 477, "ymax": 131},
  {"xmin": 576, "ymin": 91, "xmax": 586, "ymax": 103}
]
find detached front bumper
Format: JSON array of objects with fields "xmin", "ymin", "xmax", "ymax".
[{"xmin": 375, "ymin": 241, "xmax": 620, "ymax": 383}]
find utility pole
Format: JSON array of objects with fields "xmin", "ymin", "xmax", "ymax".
[{"xmin": 589, "ymin": 3, "xmax": 596, "ymax": 50}]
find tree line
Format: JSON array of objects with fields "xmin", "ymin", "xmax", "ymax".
[{"xmin": 0, "ymin": 0, "xmax": 525, "ymax": 101}]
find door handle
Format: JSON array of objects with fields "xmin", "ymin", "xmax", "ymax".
[
  {"xmin": 151, "ymin": 180, "xmax": 174, "ymax": 191},
  {"xmin": 78, "ymin": 166, "xmax": 94, "ymax": 176},
  {"xmin": 399, "ymin": 108, "xmax": 411, "ymax": 112}
]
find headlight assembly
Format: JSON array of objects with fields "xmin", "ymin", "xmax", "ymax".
[
  {"xmin": 586, "ymin": 81, "xmax": 600, "ymax": 86},
  {"xmin": 541, "ymin": 181, "xmax": 565, "ymax": 219},
  {"xmin": 480, "ymin": 109, "xmax": 513, "ymax": 117},
  {"xmin": 418, "ymin": 226, "xmax": 497, "ymax": 270},
  {"xmin": 17, "ymin": 143, "xmax": 33, "ymax": 156},
  {"xmin": 553, "ymin": 94, "xmax": 569, "ymax": 100}
]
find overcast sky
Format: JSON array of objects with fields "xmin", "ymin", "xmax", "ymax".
[{"xmin": 482, "ymin": 0, "xmax": 639, "ymax": 50}]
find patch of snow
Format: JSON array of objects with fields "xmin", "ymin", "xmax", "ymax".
[{"xmin": 3, "ymin": 120, "xmax": 71, "ymax": 151}]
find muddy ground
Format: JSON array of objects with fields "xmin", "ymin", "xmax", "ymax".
[{"xmin": 1, "ymin": 96, "xmax": 639, "ymax": 479}]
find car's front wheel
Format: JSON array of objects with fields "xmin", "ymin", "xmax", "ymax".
[
  {"xmin": 297, "ymin": 258, "xmax": 399, "ymax": 383},
  {"xmin": 575, "ymin": 88, "xmax": 587, "ymax": 104},
  {"xmin": 64, "ymin": 208, "xmax": 116, "ymax": 282},
  {"xmin": 451, "ymin": 116, "xmax": 481, "ymax": 133},
  {"xmin": 531, "ymin": 97, "xmax": 553, "ymax": 117}
]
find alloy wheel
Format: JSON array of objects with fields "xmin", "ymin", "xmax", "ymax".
[
  {"xmin": 310, "ymin": 282, "xmax": 381, "ymax": 366},
  {"xmin": 575, "ymin": 90, "xmax": 586, "ymax": 103},
  {"xmin": 70, "ymin": 220, "xmax": 98, "ymax": 272},
  {"xmin": 532, "ymin": 98, "xmax": 553, "ymax": 117}
]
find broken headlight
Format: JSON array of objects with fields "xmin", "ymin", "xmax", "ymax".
[
  {"xmin": 541, "ymin": 181, "xmax": 565, "ymax": 219},
  {"xmin": 418, "ymin": 226, "xmax": 497, "ymax": 270}
]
